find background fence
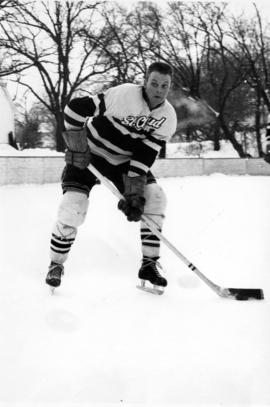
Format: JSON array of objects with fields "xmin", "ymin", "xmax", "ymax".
[{"xmin": 1, "ymin": 157, "xmax": 270, "ymax": 185}]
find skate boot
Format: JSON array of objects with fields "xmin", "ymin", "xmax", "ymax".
[
  {"xmin": 137, "ymin": 256, "xmax": 167, "ymax": 295},
  {"xmin": 46, "ymin": 261, "xmax": 64, "ymax": 293}
]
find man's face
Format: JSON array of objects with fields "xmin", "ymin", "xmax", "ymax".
[{"xmin": 145, "ymin": 71, "xmax": 171, "ymax": 109}]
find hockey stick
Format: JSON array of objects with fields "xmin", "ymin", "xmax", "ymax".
[{"xmin": 88, "ymin": 163, "xmax": 264, "ymax": 301}]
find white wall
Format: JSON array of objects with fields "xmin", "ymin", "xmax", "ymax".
[
  {"xmin": 0, "ymin": 84, "xmax": 15, "ymax": 144},
  {"xmin": 1, "ymin": 157, "xmax": 270, "ymax": 185}
]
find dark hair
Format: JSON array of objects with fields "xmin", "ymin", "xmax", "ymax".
[{"xmin": 146, "ymin": 62, "xmax": 173, "ymax": 79}]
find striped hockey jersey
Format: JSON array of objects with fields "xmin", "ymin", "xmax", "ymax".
[
  {"xmin": 264, "ymin": 113, "xmax": 270, "ymax": 154},
  {"xmin": 64, "ymin": 83, "xmax": 177, "ymax": 177}
]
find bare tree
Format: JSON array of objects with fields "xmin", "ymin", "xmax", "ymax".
[
  {"xmin": 79, "ymin": 1, "xmax": 162, "ymax": 87},
  {"xmin": 0, "ymin": 0, "xmax": 112, "ymax": 151},
  {"xmin": 225, "ymin": 5, "xmax": 270, "ymax": 155},
  {"xmin": 174, "ymin": 2, "xmax": 258, "ymax": 157}
]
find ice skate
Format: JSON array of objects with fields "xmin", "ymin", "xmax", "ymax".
[
  {"xmin": 137, "ymin": 257, "xmax": 167, "ymax": 295},
  {"xmin": 46, "ymin": 262, "xmax": 64, "ymax": 293}
]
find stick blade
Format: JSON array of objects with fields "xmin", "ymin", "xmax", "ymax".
[{"xmin": 223, "ymin": 288, "xmax": 264, "ymax": 300}]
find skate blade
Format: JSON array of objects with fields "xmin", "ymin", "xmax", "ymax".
[{"xmin": 136, "ymin": 280, "xmax": 164, "ymax": 295}]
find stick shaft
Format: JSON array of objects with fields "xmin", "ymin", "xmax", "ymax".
[{"xmin": 88, "ymin": 163, "xmax": 220, "ymax": 293}]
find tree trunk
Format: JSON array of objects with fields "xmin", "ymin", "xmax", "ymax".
[
  {"xmin": 255, "ymin": 109, "xmax": 263, "ymax": 157},
  {"xmin": 255, "ymin": 91, "xmax": 263, "ymax": 157},
  {"xmin": 219, "ymin": 118, "xmax": 247, "ymax": 158},
  {"xmin": 55, "ymin": 113, "xmax": 65, "ymax": 152},
  {"xmin": 212, "ymin": 122, "xmax": 221, "ymax": 151}
]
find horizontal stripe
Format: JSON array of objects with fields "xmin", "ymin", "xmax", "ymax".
[
  {"xmin": 142, "ymin": 242, "xmax": 160, "ymax": 247},
  {"xmin": 110, "ymin": 117, "xmax": 144, "ymax": 140},
  {"xmin": 64, "ymin": 114, "xmax": 83, "ymax": 128},
  {"xmin": 51, "ymin": 247, "xmax": 71, "ymax": 254},
  {"xmin": 128, "ymin": 170, "xmax": 141, "ymax": 176},
  {"xmin": 64, "ymin": 122, "xmax": 81, "ymax": 131},
  {"xmin": 129, "ymin": 160, "xmax": 149, "ymax": 174},
  {"xmin": 147, "ymin": 133, "xmax": 165, "ymax": 146},
  {"xmin": 50, "ymin": 240, "xmax": 73, "ymax": 249},
  {"xmin": 88, "ymin": 121, "xmax": 132, "ymax": 156},
  {"xmin": 91, "ymin": 116, "xmax": 136, "ymax": 152},
  {"xmin": 88, "ymin": 141, "xmax": 129, "ymax": 165},
  {"xmin": 62, "ymin": 182, "xmax": 91, "ymax": 194},
  {"xmin": 140, "ymin": 235, "xmax": 160, "ymax": 242},
  {"xmin": 143, "ymin": 138, "xmax": 162, "ymax": 152},
  {"xmin": 52, "ymin": 234, "xmax": 75, "ymax": 242},
  {"xmin": 141, "ymin": 227, "xmax": 161, "ymax": 233},
  {"xmin": 65, "ymin": 105, "xmax": 87, "ymax": 123},
  {"xmin": 128, "ymin": 166, "xmax": 146, "ymax": 176}
]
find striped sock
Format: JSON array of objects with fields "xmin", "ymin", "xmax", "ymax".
[{"xmin": 140, "ymin": 226, "xmax": 161, "ymax": 257}]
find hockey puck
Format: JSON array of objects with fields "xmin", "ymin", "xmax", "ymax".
[{"xmin": 235, "ymin": 294, "xmax": 249, "ymax": 301}]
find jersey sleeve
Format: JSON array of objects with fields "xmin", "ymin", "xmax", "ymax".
[
  {"xmin": 64, "ymin": 94, "xmax": 106, "ymax": 130},
  {"xmin": 128, "ymin": 105, "xmax": 177, "ymax": 177},
  {"xmin": 152, "ymin": 104, "xmax": 177, "ymax": 141},
  {"xmin": 127, "ymin": 135, "xmax": 164, "ymax": 177}
]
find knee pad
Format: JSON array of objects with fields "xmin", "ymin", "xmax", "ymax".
[
  {"xmin": 57, "ymin": 191, "xmax": 89, "ymax": 227},
  {"xmin": 143, "ymin": 183, "xmax": 167, "ymax": 227}
]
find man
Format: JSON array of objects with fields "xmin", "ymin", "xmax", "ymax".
[
  {"xmin": 263, "ymin": 114, "xmax": 270, "ymax": 163},
  {"xmin": 46, "ymin": 61, "xmax": 177, "ymax": 294}
]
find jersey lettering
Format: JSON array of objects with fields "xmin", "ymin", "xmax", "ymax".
[{"xmin": 121, "ymin": 115, "xmax": 166, "ymax": 131}]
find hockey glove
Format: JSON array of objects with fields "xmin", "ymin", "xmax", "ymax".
[
  {"xmin": 65, "ymin": 147, "xmax": 91, "ymax": 170},
  {"xmin": 63, "ymin": 128, "xmax": 91, "ymax": 170},
  {"xmin": 118, "ymin": 174, "xmax": 146, "ymax": 222}
]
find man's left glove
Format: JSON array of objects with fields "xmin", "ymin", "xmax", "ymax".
[
  {"xmin": 118, "ymin": 174, "xmax": 146, "ymax": 222},
  {"xmin": 63, "ymin": 128, "xmax": 91, "ymax": 170}
]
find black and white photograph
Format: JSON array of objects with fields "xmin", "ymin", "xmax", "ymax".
[{"xmin": 0, "ymin": 0, "xmax": 269, "ymax": 406}]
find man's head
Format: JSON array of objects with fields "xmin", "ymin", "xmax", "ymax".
[{"xmin": 144, "ymin": 62, "xmax": 173, "ymax": 109}]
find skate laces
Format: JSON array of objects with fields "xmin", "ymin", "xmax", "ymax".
[
  {"xmin": 142, "ymin": 257, "xmax": 164, "ymax": 277},
  {"xmin": 49, "ymin": 263, "xmax": 64, "ymax": 277}
]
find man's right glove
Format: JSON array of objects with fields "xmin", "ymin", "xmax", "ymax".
[
  {"xmin": 63, "ymin": 128, "xmax": 91, "ymax": 170},
  {"xmin": 65, "ymin": 147, "xmax": 91, "ymax": 169},
  {"xmin": 118, "ymin": 174, "xmax": 146, "ymax": 222}
]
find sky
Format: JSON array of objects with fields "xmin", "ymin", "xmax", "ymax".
[{"xmin": 118, "ymin": 0, "xmax": 270, "ymax": 20}]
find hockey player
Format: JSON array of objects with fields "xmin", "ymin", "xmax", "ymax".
[
  {"xmin": 46, "ymin": 61, "xmax": 177, "ymax": 294},
  {"xmin": 263, "ymin": 114, "xmax": 270, "ymax": 163}
]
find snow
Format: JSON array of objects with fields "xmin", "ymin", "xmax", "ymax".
[
  {"xmin": 0, "ymin": 175, "xmax": 270, "ymax": 407},
  {"xmin": 0, "ymin": 140, "xmax": 241, "ymax": 158},
  {"xmin": 166, "ymin": 140, "xmax": 243, "ymax": 158},
  {"xmin": 0, "ymin": 144, "xmax": 64, "ymax": 156}
]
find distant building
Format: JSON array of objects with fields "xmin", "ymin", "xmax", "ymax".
[{"xmin": 0, "ymin": 82, "xmax": 15, "ymax": 145}]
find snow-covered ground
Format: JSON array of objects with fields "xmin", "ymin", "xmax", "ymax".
[
  {"xmin": 0, "ymin": 175, "xmax": 270, "ymax": 407},
  {"xmin": 166, "ymin": 140, "xmax": 241, "ymax": 158},
  {"xmin": 0, "ymin": 139, "xmax": 247, "ymax": 158}
]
